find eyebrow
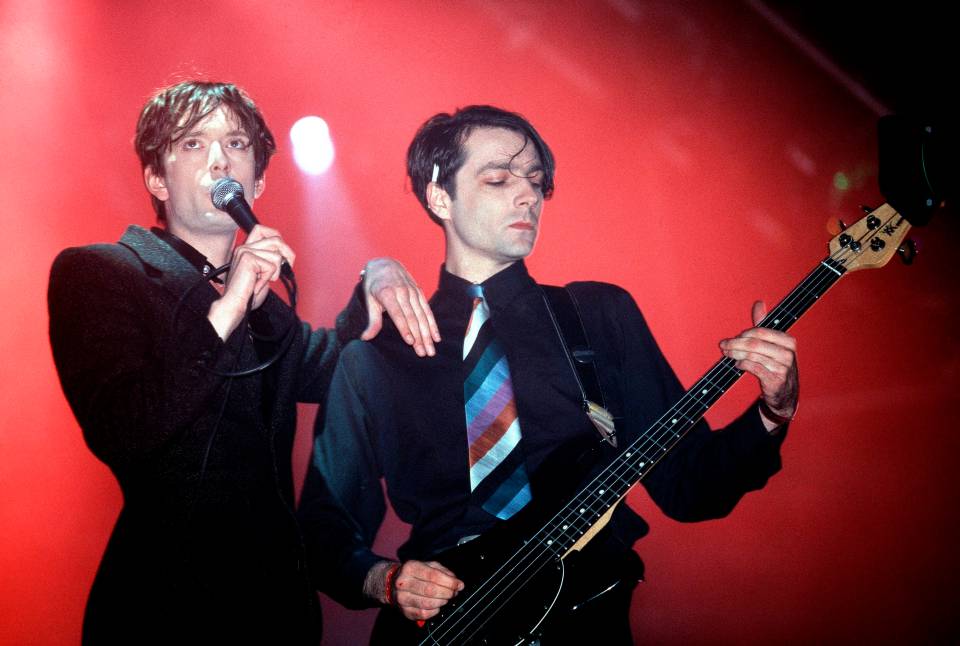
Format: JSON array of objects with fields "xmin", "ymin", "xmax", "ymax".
[
  {"xmin": 475, "ymin": 160, "xmax": 544, "ymax": 176},
  {"xmin": 181, "ymin": 128, "xmax": 249, "ymax": 139}
]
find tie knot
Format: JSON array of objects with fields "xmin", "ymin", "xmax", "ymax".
[{"xmin": 467, "ymin": 284, "xmax": 485, "ymax": 300}]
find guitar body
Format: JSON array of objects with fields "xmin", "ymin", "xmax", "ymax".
[
  {"xmin": 376, "ymin": 438, "xmax": 638, "ymax": 645},
  {"xmin": 377, "ymin": 525, "xmax": 566, "ymax": 645},
  {"xmin": 376, "ymin": 522, "xmax": 636, "ymax": 645}
]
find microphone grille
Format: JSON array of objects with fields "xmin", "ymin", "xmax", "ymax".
[{"xmin": 210, "ymin": 178, "xmax": 244, "ymax": 210}]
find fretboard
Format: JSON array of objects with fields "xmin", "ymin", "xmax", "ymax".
[{"xmin": 537, "ymin": 255, "xmax": 847, "ymax": 557}]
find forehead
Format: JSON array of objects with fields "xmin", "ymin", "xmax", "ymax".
[
  {"xmin": 178, "ymin": 105, "xmax": 244, "ymax": 133},
  {"xmin": 460, "ymin": 127, "xmax": 541, "ymax": 172}
]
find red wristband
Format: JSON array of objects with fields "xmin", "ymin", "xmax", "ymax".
[
  {"xmin": 759, "ymin": 400, "xmax": 794, "ymax": 427},
  {"xmin": 384, "ymin": 562, "xmax": 401, "ymax": 606}
]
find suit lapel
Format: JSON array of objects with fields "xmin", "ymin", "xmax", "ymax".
[{"xmin": 118, "ymin": 225, "xmax": 221, "ymax": 323}]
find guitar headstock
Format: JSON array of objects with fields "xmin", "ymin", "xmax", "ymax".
[{"xmin": 828, "ymin": 203, "xmax": 912, "ymax": 272}]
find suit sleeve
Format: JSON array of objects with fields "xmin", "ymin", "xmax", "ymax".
[
  {"xmin": 605, "ymin": 284, "xmax": 788, "ymax": 522},
  {"xmin": 283, "ymin": 279, "xmax": 368, "ymax": 404},
  {"xmin": 48, "ymin": 246, "xmax": 245, "ymax": 468},
  {"xmin": 298, "ymin": 340, "xmax": 391, "ymax": 609}
]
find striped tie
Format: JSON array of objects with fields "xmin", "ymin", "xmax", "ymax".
[{"xmin": 463, "ymin": 284, "xmax": 531, "ymax": 520}]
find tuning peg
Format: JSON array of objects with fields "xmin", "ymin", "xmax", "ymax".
[
  {"xmin": 897, "ymin": 239, "xmax": 918, "ymax": 265},
  {"xmin": 860, "ymin": 205, "xmax": 876, "ymax": 214}
]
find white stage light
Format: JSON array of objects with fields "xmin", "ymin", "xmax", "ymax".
[{"xmin": 290, "ymin": 116, "xmax": 335, "ymax": 175}]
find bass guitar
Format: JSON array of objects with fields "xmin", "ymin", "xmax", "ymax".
[{"xmin": 402, "ymin": 205, "xmax": 912, "ymax": 645}]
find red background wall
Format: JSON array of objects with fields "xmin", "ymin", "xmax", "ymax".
[{"xmin": 1, "ymin": 1, "xmax": 956, "ymax": 643}]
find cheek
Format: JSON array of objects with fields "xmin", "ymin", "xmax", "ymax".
[{"xmin": 163, "ymin": 159, "xmax": 196, "ymax": 184}]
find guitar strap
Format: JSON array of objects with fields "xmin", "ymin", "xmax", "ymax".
[{"xmin": 540, "ymin": 285, "xmax": 618, "ymax": 447}]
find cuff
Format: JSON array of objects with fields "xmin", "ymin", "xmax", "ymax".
[{"xmin": 335, "ymin": 280, "xmax": 369, "ymax": 346}]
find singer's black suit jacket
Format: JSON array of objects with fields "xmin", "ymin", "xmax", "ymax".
[{"xmin": 48, "ymin": 225, "xmax": 364, "ymax": 645}]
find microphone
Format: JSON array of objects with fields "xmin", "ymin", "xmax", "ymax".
[
  {"xmin": 210, "ymin": 177, "xmax": 293, "ymax": 278},
  {"xmin": 210, "ymin": 177, "xmax": 258, "ymax": 233}
]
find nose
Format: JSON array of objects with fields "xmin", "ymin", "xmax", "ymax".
[
  {"xmin": 514, "ymin": 177, "xmax": 541, "ymax": 210},
  {"xmin": 208, "ymin": 141, "xmax": 230, "ymax": 177}
]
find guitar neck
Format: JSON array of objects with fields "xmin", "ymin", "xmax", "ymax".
[
  {"xmin": 537, "ymin": 256, "xmax": 847, "ymax": 557},
  {"xmin": 541, "ymin": 204, "xmax": 911, "ymax": 556},
  {"xmin": 622, "ymin": 257, "xmax": 848, "ymax": 473}
]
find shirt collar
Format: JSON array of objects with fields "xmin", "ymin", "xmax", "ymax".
[
  {"xmin": 437, "ymin": 261, "xmax": 535, "ymax": 312},
  {"xmin": 150, "ymin": 227, "xmax": 221, "ymax": 281}
]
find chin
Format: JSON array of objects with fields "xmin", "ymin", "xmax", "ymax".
[
  {"xmin": 202, "ymin": 212, "xmax": 238, "ymax": 228},
  {"xmin": 505, "ymin": 245, "xmax": 535, "ymax": 261},
  {"xmin": 520, "ymin": 239, "xmax": 538, "ymax": 254}
]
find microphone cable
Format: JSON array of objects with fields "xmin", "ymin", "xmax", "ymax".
[
  {"xmin": 171, "ymin": 259, "xmax": 299, "ymax": 378},
  {"xmin": 178, "ymin": 259, "xmax": 299, "ymax": 532}
]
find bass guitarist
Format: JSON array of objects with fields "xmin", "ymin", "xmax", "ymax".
[{"xmin": 298, "ymin": 105, "xmax": 799, "ymax": 645}]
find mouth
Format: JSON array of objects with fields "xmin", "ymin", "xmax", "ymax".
[{"xmin": 509, "ymin": 222, "xmax": 536, "ymax": 231}]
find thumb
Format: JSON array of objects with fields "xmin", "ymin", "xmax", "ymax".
[
  {"xmin": 751, "ymin": 300, "xmax": 767, "ymax": 326},
  {"xmin": 361, "ymin": 296, "xmax": 384, "ymax": 341}
]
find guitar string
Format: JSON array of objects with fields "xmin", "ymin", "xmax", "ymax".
[{"xmin": 425, "ymin": 211, "xmax": 902, "ymax": 644}]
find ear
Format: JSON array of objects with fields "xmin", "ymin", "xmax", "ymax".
[
  {"xmin": 426, "ymin": 181, "xmax": 451, "ymax": 222},
  {"xmin": 144, "ymin": 166, "xmax": 168, "ymax": 201},
  {"xmin": 253, "ymin": 175, "xmax": 266, "ymax": 200}
]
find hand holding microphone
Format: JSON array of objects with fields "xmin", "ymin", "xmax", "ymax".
[
  {"xmin": 211, "ymin": 178, "xmax": 294, "ymax": 278},
  {"xmin": 207, "ymin": 178, "xmax": 296, "ymax": 340}
]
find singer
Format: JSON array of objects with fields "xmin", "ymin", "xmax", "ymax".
[{"xmin": 47, "ymin": 80, "xmax": 438, "ymax": 645}]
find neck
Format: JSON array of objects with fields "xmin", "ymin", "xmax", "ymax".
[
  {"xmin": 444, "ymin": 244, "xmax": 519, "ymax": 284},
  {"xmin": 164, "ymin": 223, "xmax": 238, "ymax": 267}
]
